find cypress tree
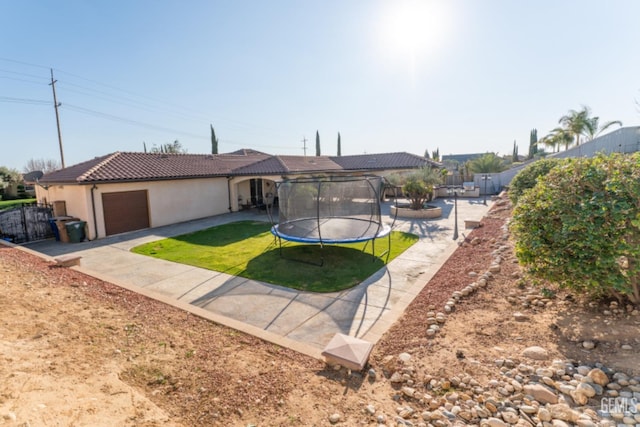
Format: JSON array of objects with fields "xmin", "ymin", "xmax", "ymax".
[
  {"xmin": 528, "ymin": 128, "xmax": 538, "ymax": 159},
  {"xmin": 315, "ymin": 130, "xmax": 321, "ymax": 156},
  {"xmin": 424, "ymin": 149, "xmax": 430, "ymax": 159},
  {"xmin": 211, "ymin": 125, "xmax": 219, "ymax": 155},
  {"xmin": 512, "ymin": 140, "xmax": 519, "ymax": 161}
]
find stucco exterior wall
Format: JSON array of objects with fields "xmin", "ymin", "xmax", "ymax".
[
  {"xmin": 36, "ymin": 184, "xmax": 92, "ymax": 223},
  {"xmin": 145, "ymin": 178, "xmax": 229, "ymax": 226},
  {"xmin": 37, "ymin": 177, "xmax": 229, "ymax": 240}
]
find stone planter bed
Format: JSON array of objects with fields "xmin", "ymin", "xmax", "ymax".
[{"xmin": 390, "ymin": 204, "xmax": 442, "ymax": 219}]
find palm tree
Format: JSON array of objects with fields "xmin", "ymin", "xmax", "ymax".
[
  {"xmin": 468, "ymin": 153, "xmax": 507, "ymax": 174},
  {"xmin": 558, "ymin": 106, "xmax": 591, "ymax": 147},
  {"xmin": 584, "ymin": 116, "xmax": 622, "ymax": 141},
  {"xmin": 540, "ymin": 127, "xmax": 574, "ymax": 152}
]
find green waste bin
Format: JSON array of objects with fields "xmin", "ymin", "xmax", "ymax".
[{"xmin": 65, "ymin": 221, "xmax": 86, "ymax": 243}]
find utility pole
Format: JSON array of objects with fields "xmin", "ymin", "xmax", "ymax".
[
  {"xmin": 301, "ymin": 136, "xmax": 307, "ymax": 156},
  {"xmin": 49, "ymin": 69, "xmax": 65, "ymax": 168}
]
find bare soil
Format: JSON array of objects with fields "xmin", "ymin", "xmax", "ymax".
[{"xmin": 1, "ymin": 196, "xmax": 638, "ymax": 426}]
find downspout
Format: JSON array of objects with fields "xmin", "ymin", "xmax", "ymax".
[
  {"xmin": 90, "ymin": 184, "xmax": 98, "ymax": 240},
  {"xmin": 227, "ymin": 177, "xmax": 233, "ymax": 212}
]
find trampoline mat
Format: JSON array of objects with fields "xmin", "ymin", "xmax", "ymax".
[{"xmin": 271, "ymin": 217, "xmax": 391, "ymax": 244}]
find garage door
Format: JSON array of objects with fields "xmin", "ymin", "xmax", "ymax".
[{"xmin": 102, "ymin": 190, "xmax": 150, "ymax": 236}]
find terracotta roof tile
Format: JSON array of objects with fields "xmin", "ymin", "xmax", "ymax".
[
  {"xmin": 277, "ymin": 156, "xmax": 343, "ymax": 173},
  {"xmin": 39, "ymin": 151, "xmax": 269, "ymax": 184},
  {"xmin": 331, "ymin": 152, "xmax": 440, "ymax": 170},
  {"xmin": 39, "ymin": 150, "xmax": 438, "ymax": 184}
]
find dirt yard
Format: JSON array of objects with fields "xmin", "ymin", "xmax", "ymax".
[{"xmin": 1, "ymin": 196, "xmax": 638, "ymax": 426}]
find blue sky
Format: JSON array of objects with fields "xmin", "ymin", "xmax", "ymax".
[{"xmin": 2, "ymin": 0, "xmax": 639, "ymax": 171}]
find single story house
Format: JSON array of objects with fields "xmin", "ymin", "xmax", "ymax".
[{"xmin": 36, "ymin": 150, "xmax": 439, "ymax": 240}]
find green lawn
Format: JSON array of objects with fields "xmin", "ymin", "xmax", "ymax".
[
  {"xmin": 0, "ymin": 198, "xmax": 36, "ymax": 211},
  {"xmin": 131, "ymin": 220, "xmax": 418, "ymax": 292}
]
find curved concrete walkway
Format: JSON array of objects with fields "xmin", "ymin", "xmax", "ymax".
[{"xmin": 24, "ymin": 198, "xmax": 492, "ymax": 360}]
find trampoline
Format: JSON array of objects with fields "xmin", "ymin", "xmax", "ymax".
[{"xmin": 270, "ymin": 175, "xmax": 394, "ymax": 264}]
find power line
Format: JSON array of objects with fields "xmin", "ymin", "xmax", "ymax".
[
  {"xmin": 0, "ymin": 67, "xmax": 49, "ymax": 81},
  {"xmin": 62, "ymin": 103, "xmax": 208, "ymax": 139},
  {"xmin": 0, "ymin": 96, "xmax": 50, "ymax": 105},
  {"xmin": 0, "ymin": 57, "xmax": 303, "ymax": 150}
]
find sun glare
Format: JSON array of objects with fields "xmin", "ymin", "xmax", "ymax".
[{"xmin": 377, "ymin": 0, "xmax": 450, "ymax": 75}]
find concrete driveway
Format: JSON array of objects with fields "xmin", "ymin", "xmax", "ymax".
[{"xmin": 24, "ymin": 198, "xmax": 492, "ymax": 359}]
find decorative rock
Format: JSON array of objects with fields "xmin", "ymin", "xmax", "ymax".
[
  {"xmin": 523, "ymin": 384, "xmax": 558, "ymax": 404},
  {"xmin": 606, "ymin": 382, "xmax": 622, "ymax": 390},
  {"xmin": 485, "ymin": 400, "xmax": 498, "ymax": 414},
  {"xmin": 390, "ymin": 372, "xmax": 404, "ymax": 383},
  {"xmin": 519, "ymin": 405, "xmax": 537, "ymax": 414},
  {"xmin": 365, "ymin": 404, "xmax": 376, "ymax": 415},
  {"xmin": 486, "ymin": 417, "xmax": 509, "ymax": 427},
  {"xmin": 458, "ymin": 410, "xmax": 473, "ymax": 422},
  {"xmin": 587, "ymin": 368, "xmax": 609, "ymax": 386},
  {"xmin": 621, "ymin": 344, "xmax": 633, "ymax": 350},
  {"xmin": 489, "ymin": 264, "xmax": 501, "ymax": 273},
  {"xmin": 582, "ymin": 340, "xmax": 595, "ymax": 350},
  {"xmin": 368, "ymin": 368, "xmax": 377, "ymax": 380},
  {"xmin": 536, "ymin": 368, "xmax": 554, "ymax": 377},
  {"xmin": 513, "ymin": 312, "xmax": 529, "ymax": 322},
  {"xmin": 571, "ymin": 389, "xmax": 589, "ymax": 406},
  {"xmin": 522, "ymin": 346, "xmax": 549, "ymax": 360},
  {"xmin": 399, "ymin": 352, "xmax": 412, "ymax": 363},
  {"xmin": 537, "ymin": 407, "xmax": 552, "ymax": 422},
  {"xmin": 329, "ymin": 413, "xmax": 341, "ymax": 424},
  {"xmin": 402, "ymin": 386, "xmax": 416, "ymax": 398},
  {"xmin": 577, "ymin": 366, "xmax": 591, "ymax": 376},
  {"xmin": 398, "ymin": 406, "xmax": 414, "ymax": 419},
  {"xmin": 500, "ymin": 410, "xmax": 519, "ymax": 424},
  {"xmin": 576, "ymin": 382, "xmax": 596, "ymax": 398},
  {"xmin": 548, "ymin": 403, "xmax": 580, "ymax": 423}
]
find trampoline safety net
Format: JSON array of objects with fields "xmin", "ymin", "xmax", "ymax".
[{"xmin": 272, "ymin": 175, "xmax": 390, "ymax": 244}]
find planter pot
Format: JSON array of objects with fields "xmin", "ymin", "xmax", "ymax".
[{"xmin": 390, "ymin": 204, "xmax": 442, "ymax": 219}]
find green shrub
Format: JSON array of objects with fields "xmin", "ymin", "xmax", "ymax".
[
  {"xmin": 510, "ymin": 153, "xmax": 640, "ymax": 303},
  {"xmin": 402, "ymin": 167, "xmax": 441, "ymax": 210},
  {"xmin": 508, "ymin": 158, "xmax": 564, "ymax": 205}
]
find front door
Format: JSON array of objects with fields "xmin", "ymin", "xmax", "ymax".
[{"xmin": 250, "ymin": 178, "xmax": 263, "ymax": 206}]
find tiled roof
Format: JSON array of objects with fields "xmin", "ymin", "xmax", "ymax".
[
  {"xmin": 39, "ymin": 151, "xmax": 269, "ymax": 184},
  {"xmin": 278, "ymin": 156, "xmax": 343, "ymax": 173},
  {"xmin": 331, "ymin": 152, "xmax": 440, "ymax": 170},
  {"xmin": 39, "ymin": 150, "xmax": 438, "ymax": 184}
]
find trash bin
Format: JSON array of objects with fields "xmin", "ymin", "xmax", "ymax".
[
  {"xmin": 49, "ymin": 218, "xmax": 60, "ymax": 241},
  {"xmin": 53, "ymin": 216, "xmax": 79, "ymax": 243},
  {"xmin": 65, "ymin": 221, "xmax": 86, "ymax": 243}
]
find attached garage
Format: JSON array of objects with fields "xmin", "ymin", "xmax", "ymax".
[{"xmin": 102, "ymin": 190, "xmax": 150, "ymax": 236}]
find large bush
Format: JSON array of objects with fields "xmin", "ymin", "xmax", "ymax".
[
  {"xmin": 510, "ymin": 153, "xmax": 640, "ymax": 303},
  {"xmin": 508, "ymin": 158, "xmax": 563, "ymax": 205},
  {"xmin": 402, "ymin": 167, "xmax": 442, "ymax": 210}
]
